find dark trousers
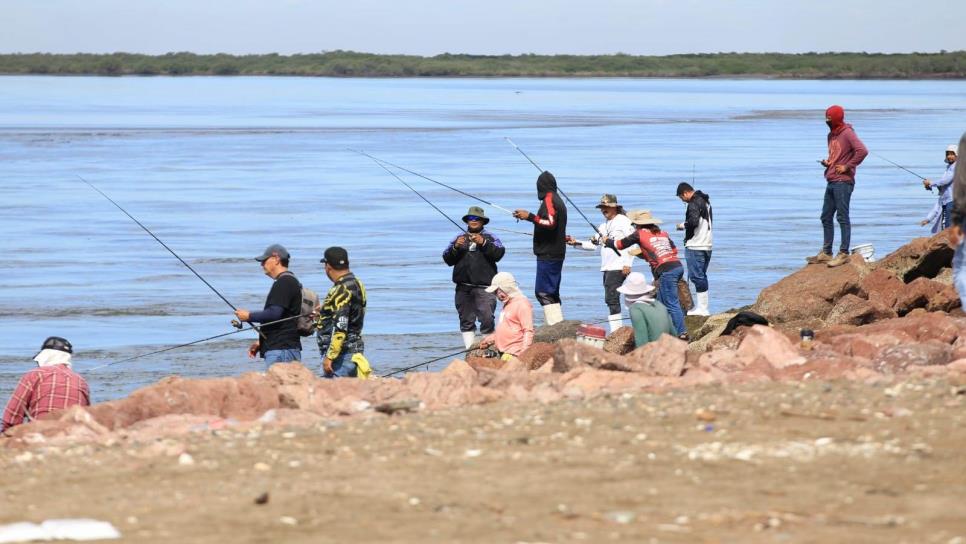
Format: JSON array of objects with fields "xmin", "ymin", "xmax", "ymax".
[
  {"xmin": 535, "ymin": 259, "xmax": 564, "ymax": 306},
  {"xmin": 602, "ymin": 270, "xmax": 625, "ymax": 315},
  {"xmin": 942, "ymin": 201, "xmax": 954, "ymax": 230},
  {"xmin": 821, "ymin": 182, "xmax": 854, "ymax": 255},
  {"xmin": 455, "ymin": 285, "xmax": 497, "ymax": 334}
]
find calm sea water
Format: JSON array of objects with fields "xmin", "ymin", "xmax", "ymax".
[{"xmin": 1, "ymin": 76, "xmax": 964, "ymax": 401}]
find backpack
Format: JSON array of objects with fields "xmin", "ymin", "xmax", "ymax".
[{"xmin": 279, "ymin": 272, "xmax": 320, "ymax": 337}]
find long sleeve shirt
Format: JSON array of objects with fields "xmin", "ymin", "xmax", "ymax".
[
  {"xmin": 482, "ymin": 295, "xmax": 534, "ymax": 356},
  {"xmin": 932, "ymin": 162, "xmax": 956, "ymax": 206},
  {"xmin": 574, "ymin": 214, "xmax": 636, "ymax": 271},
  {"xmin": 2, "ymin": 365, "xmax": 90, "ymax": 431},
  {"xmin": 315, "ymin": 272, "xmax": 367, "ymax": 360},
  {"xmin": 825, "ymin": 124, "xmax": 868, "ymax": 183}
]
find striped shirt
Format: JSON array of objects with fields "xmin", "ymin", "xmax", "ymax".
[{"xmin": 2, "ymin": 365, "xmax": 90, "ymax": 431}]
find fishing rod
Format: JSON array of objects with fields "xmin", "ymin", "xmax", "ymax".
[
  {"xmin": 504, "ymin": 137, "xmax": 620, "ymax": 256},
  {"xmin": 84, "ymin": 314, "xmax": 301, "ymax": 372},
  {"xmin": 77, "ymin": 175, "xmax": 265, "ymax": 339},
  {"xmin": 381, "ymin": 346, "xmax": 475, "ymax": 378},
  {"xmin": 870, "ymin": 153, "xmax": 928, "ymax": 182},
  {"xmin": 362, "ymin": 154, "xmax": 470, "ymax": 234},
  {"xmin": 490, "ymin": 227, "xmax": 533, "ymax": 237},
  {"xmin": 350, "ymin": 149, "xmax": 516, "ymax": 216}
]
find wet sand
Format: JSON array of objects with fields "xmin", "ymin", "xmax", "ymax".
[{"xmin": 2, "ymin": 378, "xmax": 964, "ymax": 542}]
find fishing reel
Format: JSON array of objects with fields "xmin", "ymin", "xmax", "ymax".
[{"xmin": 231, "ymin": 319, "xmax": 243, "ymax": 329}]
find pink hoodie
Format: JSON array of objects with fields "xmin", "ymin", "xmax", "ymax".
[{"xmin": 483, "ymin": 295, "xmax": 534, "ymax": 356}]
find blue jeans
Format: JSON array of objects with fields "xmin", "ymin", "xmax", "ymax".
[
  {"xmin": 685, "ymin": 248, "xmax": 712, "ymax": 293},
  {"xmin": 323, "ymin": 351, "xmax": 358, "ymax": 379},
  {"xmin": 821, "ymin": 182, "xmax": 854, "ymax": 255},
  {"xmin": 657, "ymin": 265, "xmax": 686, "ymax": 336},
  {"xmin": 942, "ymin": 201, "xmax": 954, "ymax": 230},
  {"xmin": 535, "ymin": 259, "xmax": 564, "ymax": 306},
  {"xmin": 264, "ymin": 349, "xmax": 301, "ymax": 371},
  {"xmin": 954, "ymin": 222, "xmax": 966, "ymax": 309}
]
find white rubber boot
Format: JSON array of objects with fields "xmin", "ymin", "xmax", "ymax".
[
  {"xmin": 461, "ymin": 331, "xmax": 476, "ymax": 349},
  {"xmin": 688, "ymin": 291, "xmax": 710, "ymax": 316},
  {"xmin": 607, "ymin": 314, "xmax": 624, "ymax": 333},
  {"xmin": 543, "ymin": 303, "xmax": 564, "ymax": 326}
]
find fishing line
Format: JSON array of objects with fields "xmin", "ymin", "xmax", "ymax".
[
  {"xmin": 362, "ymin": 155, "xmax": 468, "ymax": 233},
  {"xmin": 870, "ymin": 152, "xmax": 927, "ymax": 181},
  {"xmin": 504, "ymin": 137, "xmax": 621, "ymax": 256},
  {"xmin": 84, "ymin": 314, "xmax": 301, "ymax": 372},
  {"xmin": 381, "ymin": 346, "xmax": 474, "ymax": 378}
]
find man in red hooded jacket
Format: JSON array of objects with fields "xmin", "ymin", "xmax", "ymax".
[{"xmin": 807, "ymin": 105, "xmax": 868, "ymax": 267}]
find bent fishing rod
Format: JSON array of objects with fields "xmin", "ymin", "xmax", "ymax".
[
  {"xmin": 77, "ymin": 175, "xmax": 266, "ymax": 340},
  {"xmin": 349, "ymin": 149, "xmax": 516, "ymax": 217},
  {"xmin": 362, "ymin": 155, "xmax": 470, "ymax": 234},
  {"xmin": 84, "ymin": 314, "xmax": 301, "ymax": 372},
  {"xmin": 504, "ymin": 137, "xmax": 621, "ymax": 256}
]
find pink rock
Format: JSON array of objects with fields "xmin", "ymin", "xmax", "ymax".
[
  {"xmin": 894, "ymin": 277, "xmax": 960, "ymax": 315},
  {"xmin": 626, "ymin": 334, "xmax": 688, "ymax": 377},
  {"xmin": 947, "ymin": 359, "xmax": 966, "ymax": 372},
  {"xmin": 873, "ymin": 341, "xmax": 954, "ymax": 373},
  {"xmin": 736, "ymin": 325, "xmax": 806, "ymax": 369},
  {"xmin": 552, "ymin": 339, "xmax": 636, "ymax": 373},
  {"xmin": 442, "ymin": 359, "xmax": 479, "ymax": 385},
  {"xmin": 752, "ymin": 254, "xmax": 866, "ymax": 324},
  {"xmin": 858, "ymin": 268, "xmax": 904, "ymax": 309},
  {"xmin": 518, "ymin": 342, "xmax": 556, "ymax": 370},
  {"xmin": 876, "ymin": 229, "xmax": 955, "ymax": 283},
  {"xmin": 826, "ymin": 293, "xmax": 897, "ymax": 326},
  {"xmin": 697, "ymin": 349, "xmax": 753, "ymax": 373}
]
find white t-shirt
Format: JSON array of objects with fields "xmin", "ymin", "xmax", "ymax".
[{"xmin": 577, "ymin": 214, "xmax": 636, "ymax": 271}]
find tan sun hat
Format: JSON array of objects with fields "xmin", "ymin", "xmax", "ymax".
[{"xmin": 627, "ymin": 209, "xmax": 662, "ymax": 226}]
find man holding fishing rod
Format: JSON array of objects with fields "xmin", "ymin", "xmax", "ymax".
[
  {"xmin": 807, "ymin": 105, "xmax": 868, "ymax": 268},
  {"xmin": 513, "ymin": 171, "xmax": 569, "ymax": 326},
  {"xmin": 234, "ymin": 244, "xmax": 303, "ymax": 368},
  {"xmin": 444, "ymin": 206, "xmax": 506, "ymax": 349},
  {"xmin": 920, "ymin": 145, "xmax": 959, "ymax": 230}
]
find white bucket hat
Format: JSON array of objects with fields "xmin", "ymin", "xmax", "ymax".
[
  {"xmin": 485, "ymin": 271, "xmax": 520, "ymax": 294},
  {"xmin": 616, "ymin": 272, "xmax": 656, "ymax": 296},
  {"xmin": 947, "ymin": 144, "xmax": 959, "ymax": 156}
]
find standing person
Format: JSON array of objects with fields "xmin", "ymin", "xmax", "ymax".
[
  {"xmin": 616, "ymin": 273, "xmax": 676, "ymax": 348},
  {"xmin": 604, "ymin": 211, "xmax": 688, "ymax": 340},
  {"xmin": 949, "ymin": 133, "xmax": 966, "ymax": 308},
  {"xmin": 2, "ymin": 337, "xmax": 90, "ymax": 432},
  {"xmin": 443, "ymin": 206, "xmax": 506, "ymax": 349},
  {"xmin": 922, "ymin": 144, "xmax": 958, "ymax": 230},
  {"xmin": 566, "ymin": 194, "xmax": 635, "ymax": 332},
  {"xmin": 235, "ymin": 244, "xmax": 303, "ymax": 368},
  {"xmin": 316, "ymin": 247, "xmax": 370, "ymax": 379},
  {"xmin": 807, "ymin": 105, "xmax": 868, "ymax": 268},
  {"xmin": 478, "ymin": 272, "xmax": 535, "ymax": 360},
  {"xmin": 513, "ymin": 171, "xmax": 568, "ymax": 326},
  {"xmin": 675, "ymin": 182, "xmax": 713, "ymax": 316}
]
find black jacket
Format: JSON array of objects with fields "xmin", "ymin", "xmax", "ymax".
[
  {"xmin": 442, "ymin": 230, "xmax": 505, "ymax": 287},
  {"xmin": 683, "ymin": 190, "xmax": 713, "ymax": 244},
  {"xmin": 527, "ymin": 171, "xmax": 568, "ymax": 260}
]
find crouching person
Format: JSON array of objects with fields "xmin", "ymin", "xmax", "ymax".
[
  {"xmin": 2, "ymin": 337, "xmax": 90, "ymax": 433},
  {"xmin": 617, "ymin": 273, "xmax": 677, "ymax": 348},
  {"xmin": 477, "ymin": 272, "xmax": 535, "ymax": 362}
]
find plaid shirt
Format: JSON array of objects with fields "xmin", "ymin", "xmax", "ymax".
[{"xmin": 2, "ymin": 365, "xmax": 90, "ymax": 431}]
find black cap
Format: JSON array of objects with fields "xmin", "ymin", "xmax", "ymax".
[
  {"xmin": 255, "ymin": 244, "xmax": 290, "ymax": 263},
  {"xmin": 36, "ymin": 336, "xmax": 73, "ymax": 357},
  {"xmin": 321, "ymin": 246, "xmax": 349, "ymax": 268}
]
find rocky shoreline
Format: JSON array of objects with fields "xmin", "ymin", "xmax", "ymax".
[{"xmin": 2, "ymin": 230, "xmax": 966, "ymax": 541}]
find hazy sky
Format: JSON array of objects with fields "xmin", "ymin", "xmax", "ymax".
[{"xmin": 1, "ymin": 0, "xmax": 961, "ymax": 56}]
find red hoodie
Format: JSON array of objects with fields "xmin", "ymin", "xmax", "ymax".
[{"xmin": 825, "ymin": 105, "xmax": 868, "ymax": 183}]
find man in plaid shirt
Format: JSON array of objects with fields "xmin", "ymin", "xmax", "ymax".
[{"xmin": 2, "ymin": 337, "xmax": 90, "ymax": 432}]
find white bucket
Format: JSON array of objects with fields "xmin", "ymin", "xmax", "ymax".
[{"xmin": 851, "ymin": 243, "xmax": 875, "ymax": 263}]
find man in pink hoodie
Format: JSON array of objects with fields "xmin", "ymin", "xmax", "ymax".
[{"xmin": 807, "ymin": 105, "xmax": 868, "ymax": 268}]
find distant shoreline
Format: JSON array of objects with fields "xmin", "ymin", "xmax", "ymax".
[{"xmin": 1, "ymin": 51, "xmax": 964, "ymax": 79}]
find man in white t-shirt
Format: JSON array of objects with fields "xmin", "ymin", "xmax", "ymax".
[{"xmin": 566, "ymin": 194, "xmax": 636, "ymax": 332}]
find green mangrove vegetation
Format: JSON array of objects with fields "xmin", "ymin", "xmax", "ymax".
[{"xmin": 1, "ymin": 51, "xmax": 964, "ymax": 78}]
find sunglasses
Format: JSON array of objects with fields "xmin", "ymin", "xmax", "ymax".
[{"xmin": 465, "ymin": 216, "xmax": 483, "ymax": 222}]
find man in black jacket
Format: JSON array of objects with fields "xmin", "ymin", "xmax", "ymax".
[
  {"xmin": 675, "ymin": 182, "xmax": 713, "ymax": 316},
  {"xmin": 443, "ymin": 206, "xmax": 506, "ymax": 348},
  {"xmin": 514, "ymin": 171, "xmax": 568, "ymax": 325}
]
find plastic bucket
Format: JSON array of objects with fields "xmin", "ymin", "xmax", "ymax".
[{"xmin": 851, "ymin": 243, "xmax": 875, "ymax": 263}]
